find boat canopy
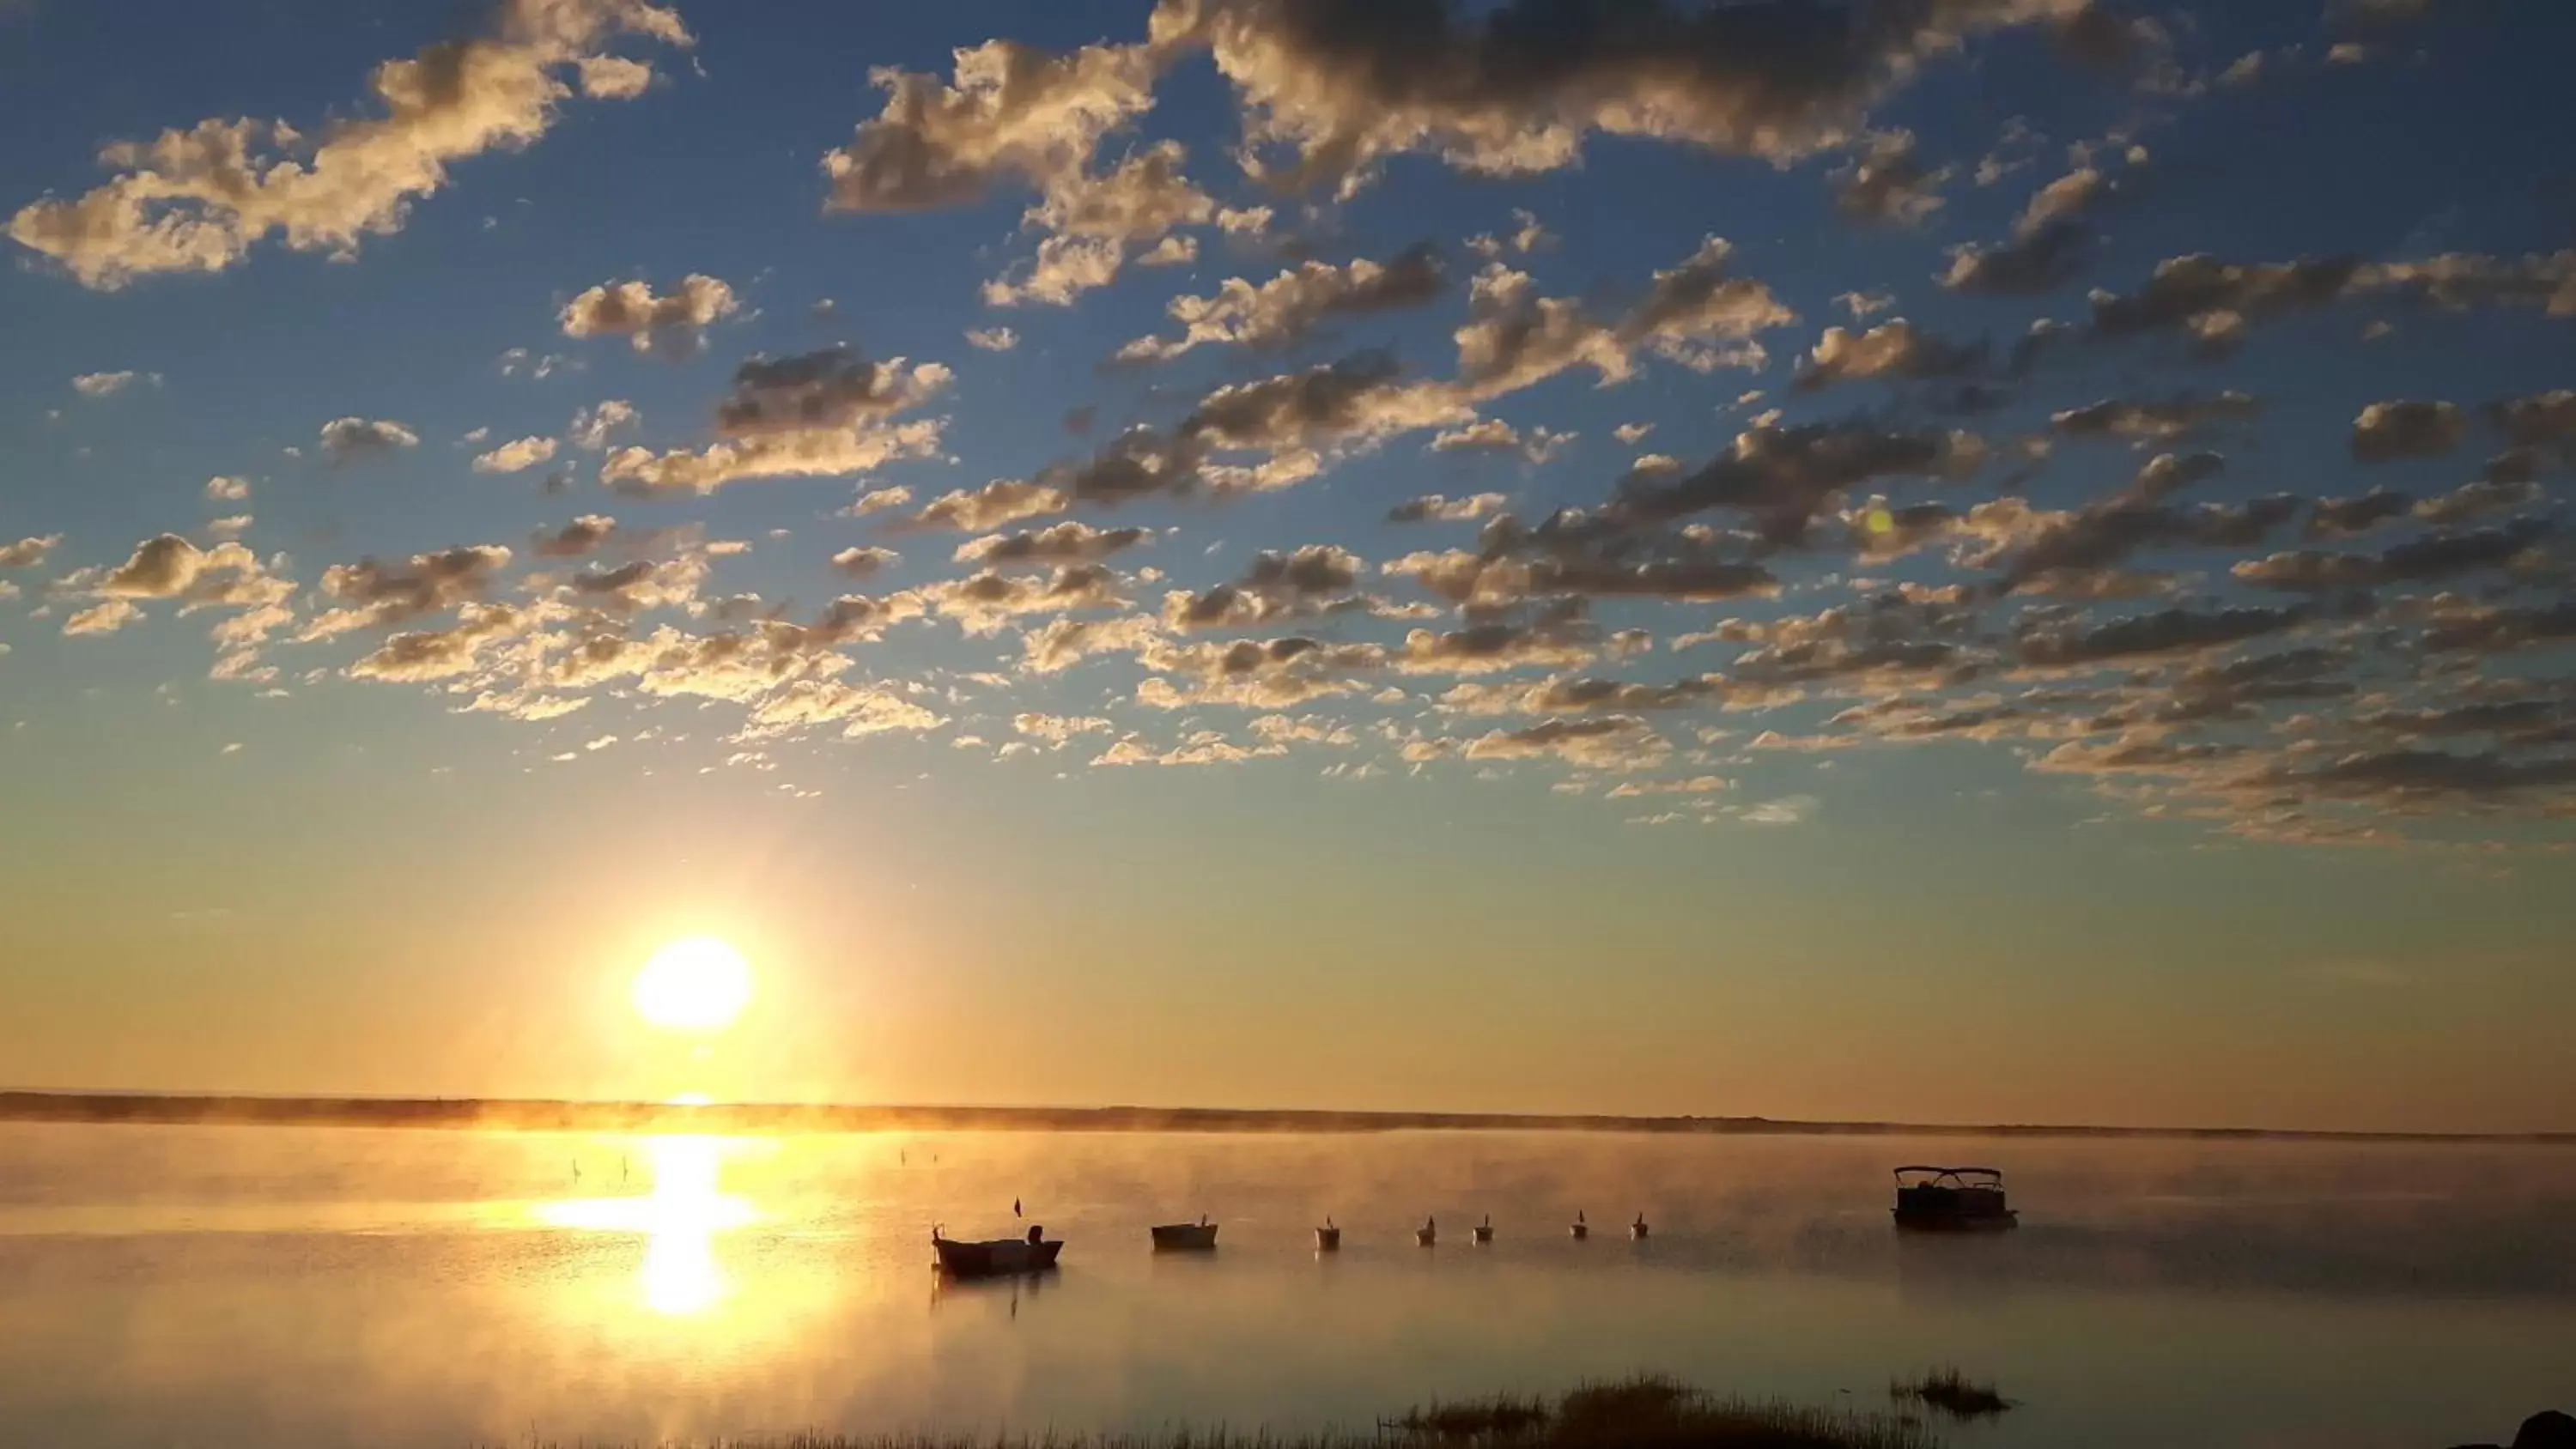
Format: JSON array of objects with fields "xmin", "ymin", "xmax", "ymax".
[{"xmin": 1893, "ymin": 1165, "xmax": 2005, "ymax": 1182}]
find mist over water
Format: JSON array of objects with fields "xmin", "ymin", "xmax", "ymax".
[{"xmin": 3, "ymin": 1124, "xmax": 2571, "ymax": 1449}]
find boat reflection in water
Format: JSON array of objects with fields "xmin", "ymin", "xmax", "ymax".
[{"xmin": 537, "ymin": 1135, "xmax": 758, "ymax": 1316}]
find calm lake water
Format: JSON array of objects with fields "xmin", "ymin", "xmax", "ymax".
[{"xmin": 2, "ymin": 1124, "xmax": 2571, "ymax": 1449}]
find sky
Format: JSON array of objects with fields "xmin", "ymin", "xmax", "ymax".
[{"xmin": 3, "ymin": 0, "xmax": 2573, "ymax": 1134}]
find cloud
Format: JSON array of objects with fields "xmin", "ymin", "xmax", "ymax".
[
  {"xmin": 1428, "ymin": 419, "xmax": 1574, "ymax": 464},
  {"xmin": 472, "ymin": 435, "xmax": 558, "ymax": 473},
  {"xmin": 1163, "ymin": 544, "xmax": 1368, "ymax": 629},
  {"xmin": 603, "ymin": 422, "xmax": 947, "ymax": 497},
  {"xmin": 714, "ymin": 348, "xmax": 951, "ymax": 434},
  {"xmin": 72, "ymin": 370, "xmax": 156, "ymax": 397},
  {"xmin": 1165, "ymin": 0, "xmax": 2092, "ymax": 197},
  {"xmin": 532, "ymin": 514, "xmax": 620, "ymax": 557},
  {"xmin": 2415, "ymin": 478, "xmax": 2543, "ymax": 527},
  {"xmin": 1940, "ymin": 219, "xmax": 2092, "ymax": 295},
  {"xmin": 8, "ymin": 0, "xmax": 692, "ymax": 288},
  {"xmin": 1612, "ymin": 417, "xmax": 1982, "ymax": 546},
  {"xmin": 1459, "ymin": 236, "xmax": 1793, "ymax": 387},
  {"xmin": 2488, "ymin": 389, "xmax": 2576, "ymax": 448},
  {"xmin": 1016, "ymin": 712, "xmax": 1114, "ymax": 743},
  {"xmin": 954, "ymin": 522, "xmax": 1151, "ymax": 567},
  {"xmin": 1114, "ymin": 244, "xmax": 1446, "ymax": 363},
  {"xmin": 965, "ymin": 327, "xmax": 1020, "ymax": 352},
  {"xmin": 2072, "ymin": 251, "xmax": 2576, "ymax": 359},
  {"xmin": 1394, "ymin": 615, "xmax": 1598, "ymax": 676},
  {"xmin": 319, "ymin": 416, "xmax": 421, "ymax": 460},
  {"xmin": 1443, "ymin": 674, "xmax": 1724, "ymax": 716},
  {"xmin": 1023, "ymin": 614, "xmax": 1163, "ymax": 672},
  {"xmin": 0, "ymin": 535, "xmax": 63, "ymax": 568},
  {"xmin": 58, "ymin": 534, "xmax": 294, "ymax": 664},
  {"xmin": 1937, "ymin": 161, "xmax": 2119, "ymax": 295},
  {"xmin": 343, "ymin": 603, "xmax": 528, "ymax": 682},
  {"xmin": 568, "ymin": 399, "xmax": 640, "ymax": 450},
  {"xmin": 2306, "ymin": 488, "xmax": 2413, "ymax": 540},
  {"xmin": 830, "ymin": 546, "xmax": 900, "ymax": 578},
  {"xmin": 599, "ymin": 349, "xmax": 951, "ymax": 496},
  {"xmin": 1461, "ymin": 715, "xmax": 1669, "ymax": 772},
  {"xmin": 204, "ymin": 475, "xmax": 252, "ymax": 502},
  {"xmin": 1832, "ymin": 130, "xmax": 1948, "ymax": 225},
  {"xmin": 1388, "ymin": 493, "xmax": 1509, "ymax": 524},
  {"xmin": 575, "ymin": 54, "xmax": 656, "ymax": 100},
  {"xmin": 1136, "ymin": 634, "xmax": 1385, "ymax": 707},
  {"xmin": 2233, "ymin": 520, "xmax": 2550, "ymax": 593},
  {"xmin": 982, "ymin": 142, "xmax": 1220, "ymax": 306},
  {"xmin": 64, "ymin": 597, "xmax": 146, "ymax": 636},
  {"xmin": 907, "ymin": 480, "xmax": 1071, "ymax": 532},
  {"xmin": 1795, "ymin": 320, "xmax": 1988, "ymax": 391},
  {"xmin": 922, "ymin": 564, "xmax": 1125, "ymax": 634},
  {"xmin": 2415, "ymin": 594, "xmax": 2576, "ymax": 656},
  {"xmin": 2349, "ymin": 399, "xmax": 2465, "ymax": 463},
  {"xmin": 1963, "ymin": 489, "xmax": 2297, "ymax": 596},
  {"xmin": 559, "ymin": 274, "xmax": 738, "ymax": 360},
  {"xmin": 2017, "ymin": 604, "xmax": 2311, "ymax": 669},
  {"xmin": 2051, "ymin": 391, "xmax": 2258, "ymax": 441},
  {"xmin": 301, "ymin": 544, "xmax": 513, "ymax": 639},
  {"xmin": 849, "ymin": 486, "xmax": 914, "ymax": 516},
  {"xmin": 1095, "ymin": 732, "xmax": 1289, "ymax": 767},
  {"xmin": 822, "ymin": 34, "xmax": 1164, "ymax": 212},
  {"xmin": 741, "ymin": 678, "xmax": 945, "ymax": 741},
  {"xmin": 1741, "ymin": 794, "xmax": 1820, "ymax": 825}
]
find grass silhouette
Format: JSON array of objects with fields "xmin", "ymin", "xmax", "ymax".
[{"xmin": 510, "ymin": 1376, "xmax": 1942, "ymax": 1449}]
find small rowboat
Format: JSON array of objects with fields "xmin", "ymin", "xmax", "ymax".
[
  {"xmin": 1415, "ymin": 1216, "xmax": 1437, "ymax": 1246},
  {"xmin": 933, "ymin": 1226, "xmax": 1061, "ymax": 1278},
  {"xmin": 1629, "ymin": 1213, "xmax": 1649, "ymax": 1240},
  {"xmin": 1571, "ymin": 1210, "xmax": 1589, "ymax": 1240},
  {"xmin": 1151, "ymin": 1216, "xmax": 1219, "ymax": 1252},
  {"xmin": 1472, "ymin": 1214, "xmax": 1494, "ymax": 1244},
  {"xmin": 1315, "ymin": 1217, "xmax": 1341, "ymax": 1252}
]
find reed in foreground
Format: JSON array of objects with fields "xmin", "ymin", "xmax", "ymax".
[{"xmin": 516, "ymin": 1375, "xmax": 1942, "ymax": 1449}]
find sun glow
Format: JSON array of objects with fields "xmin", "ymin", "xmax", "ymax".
[{"xmin": 632, "ymin": 935, "xmax": 753, "ymax": 1034}]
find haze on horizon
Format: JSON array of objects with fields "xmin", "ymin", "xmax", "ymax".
[{"xmin": 3, "ymin": 0, "xmax": 2572, "ymax": 1137}]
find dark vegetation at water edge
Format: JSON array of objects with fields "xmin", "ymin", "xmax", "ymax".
[
  {"xmin": 6, "ymin": 1091, "xmax": 2573, "ymax": 1144},
  {"xmin": 1888, "ymin": 1369, "xmax": 2013, "ymax": 1422},
  {"xmin": 504, "ymin": 1378, "xmax": 1946, "ymax": 1449}
]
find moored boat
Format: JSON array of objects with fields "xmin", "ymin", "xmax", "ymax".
[
  {"xmin": 1315, "ymin": 1216, "xmax": 1341, "ymax": 1251},
  {"xmin": 933, "ymin": 1224, "xmax": 1062, "ymax": 1277},
  {"xmin": 1416, "ymin": 1215, "xmax": 1437, "ymax": 1246},
  {"xmin": 1892, "ymin": 1166, "xmax": 2020, "ymax": 1231},
  {"xmin": 1571, "ymin": 1210, "xmax": 1589, "ymax": 1240},
  {"xmin": 1472, "ymin": 1214, "xmax": 1494, "ymax": 1244},
  {"xmin": 1151, "ymin": 1216, "xmax": 1219, "ymax": 1252},
  {"xmin": 1629, "ymin": 1212, "xmax": 1649, "ymax": 1240}
]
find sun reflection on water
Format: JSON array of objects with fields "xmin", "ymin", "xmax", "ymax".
[{"xmin": 538, "ymin": 1135, "xmax": 757, "ymax": 1317}]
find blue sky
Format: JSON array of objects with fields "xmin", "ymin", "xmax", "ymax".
[{"xmin": 3, "ymin": 0, "xmax": 2573, "ymax": 1131}]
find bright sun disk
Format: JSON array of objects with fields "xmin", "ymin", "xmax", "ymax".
[{"xmin": 633, "ymin": 935, "xmax": 753, "ymax": 1034}]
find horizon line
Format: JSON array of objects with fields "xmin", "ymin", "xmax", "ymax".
[{"xmin": 3, "ymin": 1090, "xmax": 2570, "ymax": 1145}]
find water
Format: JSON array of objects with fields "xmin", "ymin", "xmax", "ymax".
[{"xmin": 2, "ymin": 1124, "xmax": 2571, "ymax": 1449}]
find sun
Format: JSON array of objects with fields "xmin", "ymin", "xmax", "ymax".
[{"xmin": 632, "ymin": 936, "xmax": 753, "ymax": 1034}]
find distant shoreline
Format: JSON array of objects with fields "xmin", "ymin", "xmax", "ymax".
[{"xmin": 2, "ymin": 1091, "xmax": 2568, "ymax": 1144}]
